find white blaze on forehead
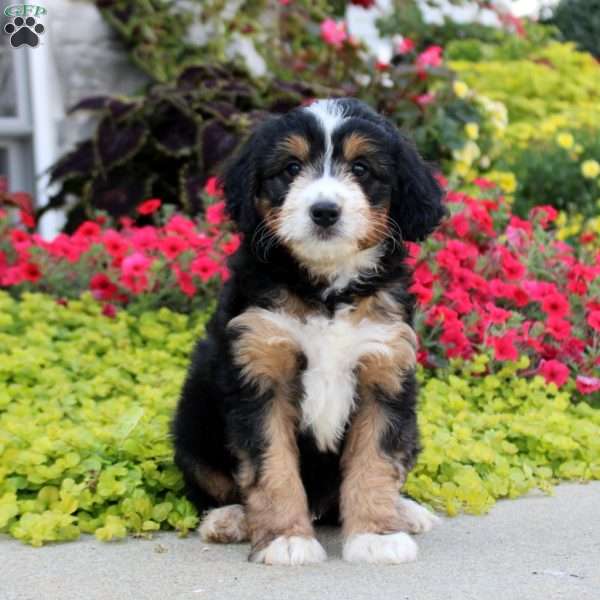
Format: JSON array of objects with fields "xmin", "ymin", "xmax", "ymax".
[{"xmin": 305, "ymin": 99, "xmax": 347, "ymax": 175}]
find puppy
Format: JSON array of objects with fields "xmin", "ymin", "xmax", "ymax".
[{"xmin": 172, "ymin": 98, "xmax": 445, "ymax": 565}]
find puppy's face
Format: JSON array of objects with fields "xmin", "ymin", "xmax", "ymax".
[{"xmin": 224, "ymin": 99, "xmax": 445, "ymax": 272}]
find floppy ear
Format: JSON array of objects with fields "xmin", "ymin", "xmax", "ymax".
[
  {"xmin": 222, "ymin": 133, "xmax": 261, "ymax": 235},
  {"xmin": 389, "ymin": 133, "xmax": 447, "ymax": 242}
]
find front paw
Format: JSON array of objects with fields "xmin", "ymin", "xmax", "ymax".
[
  {"xmin": 249, "ymin": 536, "xmax": 327, "ymax": 566},
  {"xmin": 397, "ymin": 497, "xmax": 441, "ymax": 534},
  {"xmin": 343, "ymin": 532, "xmax": 417, "ymax": 564}
]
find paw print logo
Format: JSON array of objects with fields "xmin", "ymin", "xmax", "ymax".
[{"xmin": 4, "ymin": 16, "xmax": 45, "ymax": 48}]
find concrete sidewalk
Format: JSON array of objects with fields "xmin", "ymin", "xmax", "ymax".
[{"xmin": 2, "ymin": 483, "xmax": 599, "ymax": 600}]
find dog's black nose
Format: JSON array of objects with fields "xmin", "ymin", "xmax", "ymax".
[{"xmin": 310, "ymin": 201, "xmax": 340, "ymax": 228}]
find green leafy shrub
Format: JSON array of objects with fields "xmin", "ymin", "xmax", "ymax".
[
  {"xmin": 503, "ymin": 129, "xmax": 600, "ymax": 218},
  {"xmin": 550, "ymin": 0, "xmax": 600, "ymax": 58},
  {"xmin": 1, "ymin": 292, "xmax": 599, "ymax": 545}
]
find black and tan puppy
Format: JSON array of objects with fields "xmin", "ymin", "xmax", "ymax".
[{"xmin": 172, "ymin": 98, "xmax": 445, "ymax": 565}]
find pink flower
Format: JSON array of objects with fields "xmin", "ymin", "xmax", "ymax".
[
  {"xmin": 137, "ymin": 198, "xmax": 162, "ymax": 215},
  {"xmin": 396, "ymin": 37, "xmax": 415, "ymax": 54},
  {"xmin": 122, "ymin": 252, "xmax": 152, "ymax": 277},
  {"xmin": 416, "ymin": 45, "xmax": 443, "ymax": 70},
  {"xmin": 320, "ymin": 18, "xmax": 347, "ymax": 48},
  {"xmin": 415, "ymin": 93, "xmax": 436, "ymax": 107},
  {"xmin": 538, "ymin": 359, "xmax": 570, "ymax": 387},
  {"xmin": 473, "ymin": 178, "xmax": 496, "ymax": 190},
  {"xmin": 576, "ymin": 375, "xmax": 600, "ymax": 395},
  {"xmin": 206, "ymin": 201, "xmax": 227, "ymax": 225}
]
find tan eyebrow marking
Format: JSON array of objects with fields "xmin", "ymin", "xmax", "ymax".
[
  {"xmin": 278, "ymin": 134, "xmax": 310, "ymax": 162},
  {"xmin": 343, "ymin": 132, "xmax": 376, "ymax": 162}
]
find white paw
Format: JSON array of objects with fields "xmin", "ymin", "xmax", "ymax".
[
  {"xmin": 250, "ymin": 536, "xmax": 327, "ymax": 566},
  {"xmin": 343, "ymin": 532, "xmax": 418, "ymax": 564},
  {"xmin": 397, "ymin": 497, "xmax": 441, "ymax": 534},
  {"xmin": 198, "ymin": 505, "xmax": 248, "ymax": 543}
]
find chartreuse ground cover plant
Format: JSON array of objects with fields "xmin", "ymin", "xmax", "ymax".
[{"xmin": 1, "ymin": 292, "xmax": 599, "ymax": 546}]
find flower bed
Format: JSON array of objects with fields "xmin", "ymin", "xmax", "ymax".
[
  {"xmin": 1, "ymin": 292, "xmax": 598, "ymax": 545},
  {"xmin": 2, "ymin": 180, "xmax": 598, "ymax": 395},
  {"xmin": 0, "ymin": 182, "xmax": 238, "ymax": 315}
]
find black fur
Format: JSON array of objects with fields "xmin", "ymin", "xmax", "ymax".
[{"xmin": 172, "ymin": 98, "xmax": 444, "ymax": 523}]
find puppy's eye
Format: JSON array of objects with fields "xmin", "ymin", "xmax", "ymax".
[
  {"xmin": 285, "ymin": 162, "xmax": 302, "ymax": 177},
  {"xmin": 351, "ymin": 162, "xmax": 369, "ymax": 178}
]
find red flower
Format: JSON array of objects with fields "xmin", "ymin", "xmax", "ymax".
[
  {"xmin": 19, "ymin": 209, "xmax": 36, "ymax": 229},
  {"xmin": 587, "ymin": 311, "xmax": 600, "ymax": 332},
  {"xmin": 204, "ymin": 177, "xmax": 223, "ymax": 198},
  {"xmin": 206, "ymin": 201, "xmax": 227, "ymax": 225},
  {"xmin": 75, "ymin": 221, "xmax": 101, "ymax": 239},
  {"xmin": 538, "ymin": 359, "xmax": 570, "ymax": 387},
  {"xmin": 575, "ymin": 375, "xmax": 600, "ymax": 395},
  {"xmin": 530, "ymin": 205, "xmax": 558, "ymax": 228},
  {"xmin": 103, "ymin": 230, "xmax": 129, "ymax": 257},
  {"xmin": 501, "ymin": 252, "xmax": 526, "ymax": 280},
  {"xmin": 137, "ymin": 198, "xmax": 162, "ymax": 215},
  {"xmin": 221, "ymin": 234, "xmax": 241, "ymax": 256},
  {"xmin": 484, "ymin": 303, "xmax": 511, "ymax": 325},
  {"xmin": 546, "ymin": 317, "xmax": 571, "ymax": 341},
  {"xmin": 102, "ymin": 304, "xmax": 117, "ymax": 319},
  {"xmin": 90, "ymin": 273, "xmax": 118, "ymax": 301},
  {"xmin": 190, "ymin": 255, "xmax": 219, "ymax": 282},
  {"xmin": 350, "ymin": 0, "xmax": 375, "ymax": 7},
  {"xmin": 21, "ymin": 262, "xmax": 41, "ymax": 282},
  {"xmin": 396, "ymin": 37, "xmax": 415, "ymax": 54},
  {"xmin": 411, "ymin": 282, "xmax": 433, "ymax": 305},
  {"xmin": 541, "ymin": 293, "xmax": 570, "ymax": 319},
  {"xmin": 11, "ymin": 229, "xmax": 30, "ymax": 250},
  {"xmin": 120, "ymin": 272, "xmax": 149, "ymax": 294},
  {"xmin": 173, "ymin": 265, "xmax": 196, "ymax": 297},
  {"xmin": 490, "ymin": 331, "xmax": 519, "ymax": 361},
  {"xmin": 160, "ymin": 236, "xmax": 188, "ymax": 260}
]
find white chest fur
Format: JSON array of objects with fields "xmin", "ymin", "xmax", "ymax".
[{"xmin": 257, "ymin": 306, "xmax": 397, "ymax": 452}]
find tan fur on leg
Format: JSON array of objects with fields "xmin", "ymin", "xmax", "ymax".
[
  {"xmin": 340, "ymin": 396, "xmax": 405, "ymax": 537},
  {"xmin": 243, "ymin": 396, "xmax": 320, "ymax": 559}
]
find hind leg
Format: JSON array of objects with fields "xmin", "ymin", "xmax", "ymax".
[{"xmin": 199, "ymin": 504, "xmax": 249, "ymax": 543}]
